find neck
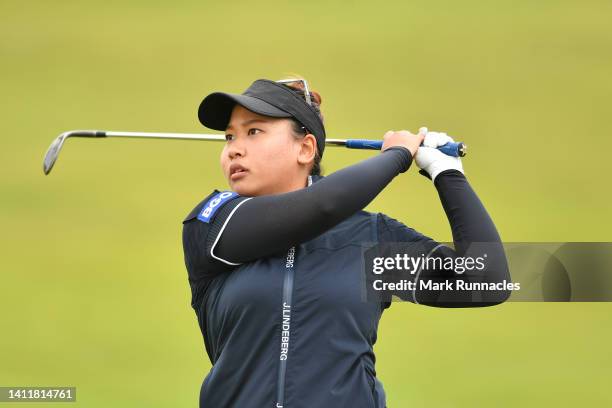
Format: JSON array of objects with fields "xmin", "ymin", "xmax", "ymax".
[{"xmin": 285, "ymin": 174, "xmax": 311, "ymax": 191}]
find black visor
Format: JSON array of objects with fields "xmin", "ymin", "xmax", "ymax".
[{"xmin": 198, "ymin": 79, "xmax": 326, "ymax": 157}]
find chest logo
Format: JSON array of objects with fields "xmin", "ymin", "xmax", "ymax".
[{"xmin": 197, "ymin": 191, "xmax": 238, "ymax": 223}]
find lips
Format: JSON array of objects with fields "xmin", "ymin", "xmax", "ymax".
[{"xmin": 229, "ymin": 163, "xmax": 249, "ymax": 180}]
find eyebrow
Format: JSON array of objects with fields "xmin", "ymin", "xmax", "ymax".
[{"xmin": 226, "ymin": 118, "xmax": 269, "ymax": 131}]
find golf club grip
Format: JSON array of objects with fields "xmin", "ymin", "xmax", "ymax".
[
  {"xmin": 72, "ymin": 131, "xmax": 107, "ymax": 137},
  {"xmin": 345, "ymin": 139, "xmax": 465, "ymax": 157}
]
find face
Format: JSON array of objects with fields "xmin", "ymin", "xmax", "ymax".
[{"xmin": 220, "ymin": 104, "xmax": 317, "ymax": 196}]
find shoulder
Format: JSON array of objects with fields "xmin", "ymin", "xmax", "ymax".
[
  {"xmin": 182, "ymin": 190, "xmax": 219, "ymax": 223},
  {"xmin": 320, "ymin": 210, "xmax": 433, "ymax": 245},
  {"xmin": 181, "ymin": 189, "xmax": 247, "ymax": 286},
  {"xmin": 182, "ymin": 189, "xmax": 243, "ymax": 224},
  {"xmin": 181, "ymin": 189, "xmax": 245, "ymax": 271},
  {"xmin": 181, "ymin": 188, "xmax": 255, "ymax": 268},
  {"xmin": 376, "ymin": 212, "xmax": 411, "ymax": 230},
  {"xmin": 335, "ymin": 209, "xmax": 378, "ymax": 230},
  {"xmin": 375, "ymin": 212, "xmax": 435, "ymax": 244}
]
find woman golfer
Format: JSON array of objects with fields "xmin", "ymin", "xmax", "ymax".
[{"xmin": 181, "ymin": 77, "xmax": 510, "ymax": 407}]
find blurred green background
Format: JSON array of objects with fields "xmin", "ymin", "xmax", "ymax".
[{"xmin": 1, "ymin": 0, "xmax": 611, "ymax": 406}]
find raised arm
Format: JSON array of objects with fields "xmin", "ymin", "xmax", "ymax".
[
  {"xmin": 212, "ymin": 146, "xmax": 412, "ymax": 264},
  {"xmin": 413, "ymin": 131, "xmax": 510, "ymax": 307},
  {"xmin": 211, "ymin": 130, "xmax": 426, "ymax": 264}
]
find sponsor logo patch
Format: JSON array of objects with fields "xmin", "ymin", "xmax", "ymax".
[{"xmin": 197, "ymin": 191, "xmax": 238, "ymax": 223}]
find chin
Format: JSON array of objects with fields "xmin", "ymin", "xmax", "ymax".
[{"xmin": 229, "ymin": 180, "xmax": 259, "ymax": 197}]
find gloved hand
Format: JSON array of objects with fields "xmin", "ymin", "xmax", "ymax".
[{"xmin": 415, "ymin": 128, "xmax": 464, "ymax": 182}]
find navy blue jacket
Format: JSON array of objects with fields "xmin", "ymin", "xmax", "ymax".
[{"xmin": 182, "ymin": 175, "xmax": 441, "ymax": 408}]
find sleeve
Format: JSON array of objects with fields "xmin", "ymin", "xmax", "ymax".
[
  {"xmin": 181, "ymin": 190, "xmax": 252, "ymax": 307},
  {"xmin": 211, "ymin": 146, "xmax": 414, "ymax": 264},
  {"xmin": 180, "ymin": 144, "xmax": 410, "ymax": 303},
  {"xmin": 376, "ymin": 170, "xmax": 511, "ymax": 308}
]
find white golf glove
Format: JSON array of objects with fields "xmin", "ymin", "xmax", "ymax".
[{"xmin": 415, "ymin": 128, "xmax": 464, "ymax": 182}]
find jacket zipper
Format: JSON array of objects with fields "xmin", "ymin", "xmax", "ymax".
[
  {"xmin": 276, "ymin": 176, "xmax": 310, "ymax": 408},
  {"xmin": 276, "ymin": 246, "xmax": 296, "ymax": 408}
]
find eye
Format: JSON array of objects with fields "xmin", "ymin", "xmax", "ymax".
[
  {"xmin": 248, "ymin": 128, "xmax": 262, "ymax": 135},
  {"xmin": 225, "ymin": 134, "xmax": 234, "ymax": 141}
]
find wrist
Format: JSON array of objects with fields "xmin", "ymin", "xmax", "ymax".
[
  {"xmin": 433, "ymin": 169, "xmax": 468, "ymax": 189},
  {"xmin": 429, "ymin": 162, "xmax": 464, "ymax": 182},
  {"xmin": 382, "ymin": 146, "xmax": 413, "ymax": 173}
]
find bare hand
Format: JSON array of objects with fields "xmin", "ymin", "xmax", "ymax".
[{"xmin": 381, "ymin": 129, "xmax": 426, "ymax": 157}]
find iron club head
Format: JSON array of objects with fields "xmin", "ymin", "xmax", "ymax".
[
  {"xmin": 43, "ymin": 130, "xmax": 106, "ymax": 175},
  {"xmin": 43, "ymin": 132, "xmax": 69, "ymax": 175}
]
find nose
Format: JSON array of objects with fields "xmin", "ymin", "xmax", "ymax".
[{"xmin": 227, "ymin": 138, "xmax": 246, "ymax": 160}]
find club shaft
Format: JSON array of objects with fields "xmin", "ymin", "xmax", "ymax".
[
  {"xmin": 107, "ymin": 131, "xmax": 368, "ymax": 146},
  {"xmin": 66, "ymin": 130, "xmax": 466, "ymax": 157},
  {"xmin": 106, "ymin": 130, "xmax": 225, "ymax": 141}
]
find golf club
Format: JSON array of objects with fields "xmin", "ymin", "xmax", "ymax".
[{"xmin": 42, "ymin": 129, "xmax": 467, "ymax": 175}]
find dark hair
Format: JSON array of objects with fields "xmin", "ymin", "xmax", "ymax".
[{"xmin": 278, "ymin": 76, "xmax": 325, "ymax": 176}]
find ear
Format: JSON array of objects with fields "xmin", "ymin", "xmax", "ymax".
[{"xmin": 297, "ymin": 133, "xmax": 317, "ymax": 167}]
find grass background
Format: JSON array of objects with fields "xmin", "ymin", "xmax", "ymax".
[{"xmin": 1, "ymin": 0, "xmax": 611, "ymax": 406}]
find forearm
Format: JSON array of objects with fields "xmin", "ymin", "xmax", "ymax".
[
  {"xmin": 215, "ymin": 147, "xmax": 413, "ymax": 262},
  {"xmin": 434, "ymin": 170, "xmax": 501, "ymax": 253},
  {"xmin": 417, "ymin": 170, "xmax": 510, "ymax": 307}
]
